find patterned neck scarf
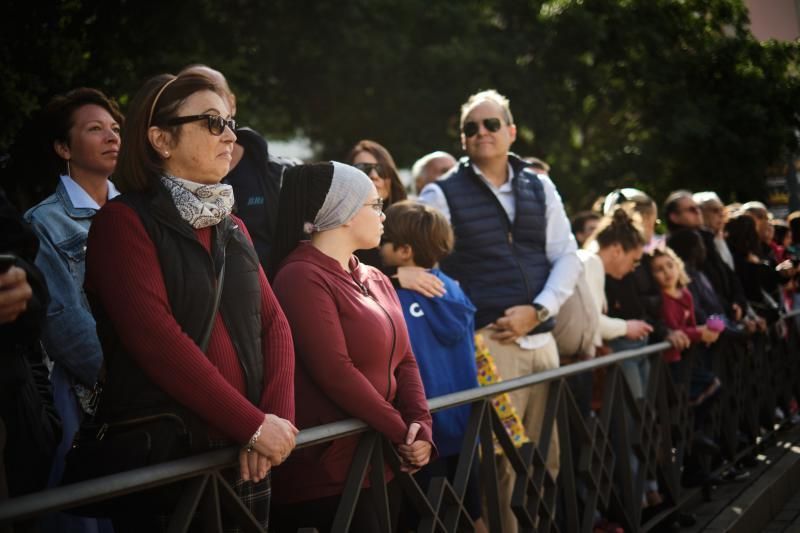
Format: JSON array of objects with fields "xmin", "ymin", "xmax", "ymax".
[{"xmin": 160, "ymin": 175, "xmax": 234, "ymax": 229}]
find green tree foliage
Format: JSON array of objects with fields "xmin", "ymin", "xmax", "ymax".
[{"xmin": 2, "ymin": 0, "xmax": 798, "ymax": 211}]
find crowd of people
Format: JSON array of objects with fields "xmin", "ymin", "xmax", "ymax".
[{"xmin": 1, "ymin": 65, "xmax": 799, "ymax": 533}]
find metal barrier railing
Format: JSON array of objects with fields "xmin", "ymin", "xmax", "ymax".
[{"xmin": 1, "ymin": 309, "xmax": 799, "ymax": 532}]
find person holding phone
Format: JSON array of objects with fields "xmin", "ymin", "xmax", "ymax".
[
  {"xmin": 1, "ymin": 187, "xmax": 61, "ymax": 516},
  {"xmin": 0, "ymin": 255, "xmax": 31, "ymax": 324}
]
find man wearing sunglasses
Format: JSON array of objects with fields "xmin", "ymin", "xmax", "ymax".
[
  {"xmin": 179, "ymin": 65, "xmax": 298, "ymax": 269},
  {"xmin": 419, "ymin": 89, "xmax": 581, "ymax": 533},
  {"xmin": 664, "ymin": 190, "xmax": 747, "ymax": 323}
]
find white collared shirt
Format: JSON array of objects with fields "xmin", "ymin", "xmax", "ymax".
[
  {"xmin": 419, "ymin": 161, "xmax": 581, "ymax": 349},
  {"xmin": 715, "ymin": 234, "xmax": 735, "ymax": 271},
  {"xmin": 60, "ymin": 174, "xmax": 120, "ymax": 210}
]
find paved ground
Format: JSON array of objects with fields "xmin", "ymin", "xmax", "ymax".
[
  {"xmin": 678, "ymin": 424, "xmax": 800, "ymax": 532},
  {"xmin": 763, "ymin": 490, "xmax": 800, "ymax": 532}
]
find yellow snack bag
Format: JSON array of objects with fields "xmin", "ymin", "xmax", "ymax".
[{"xmin": 475, "ymin": 334, "xmax": 530, "ymax": 454}]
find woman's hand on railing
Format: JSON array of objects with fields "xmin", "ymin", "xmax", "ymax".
[
  {"xmin": 253, "ymin": 414, "xmax": 299, "ymax": 467},
  {"xmin": 397, "ymin": 422, "xmax": 432, "ymax": 474},
  {"xmin": 666, "ymin": 329, "xmax": 691, "ymax": 351},
  {"xmin": 625, "ymin": 320, "xmax": 653, "ymax": 340},
  {"xmin": 239, "ymin": 448, "xmax": 272, "ymax": 483}
]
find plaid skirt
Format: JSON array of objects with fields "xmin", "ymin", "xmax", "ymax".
[
  {"xmin": 218, "ymin": 466, "xmax": 271, "ymax": 532},
  {"xmin": 211, "ymin": 438, "xmax": 270, "ymax": 533}
]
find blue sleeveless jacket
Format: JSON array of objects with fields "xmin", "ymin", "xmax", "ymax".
[{"xmin": 438, "ymin": 155, "xmax": 551, "ymax": 331}]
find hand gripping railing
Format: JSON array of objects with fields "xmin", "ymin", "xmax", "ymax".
[{"xmin": 1, "ymin": 309, "xmax": 799, "ymax": 532}]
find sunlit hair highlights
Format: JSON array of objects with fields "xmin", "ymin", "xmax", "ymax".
[
  {"xmin": 587, "ymin": 207, "xmax": 646, "ymax": 252},
  {"xmin": 382, "ymin": 201, "xmax": 454, "ymax": 269},
  {"xmin": 650, "ymin": 246, "xmax": 691, "ymax": 288},
  {"xmin": 460, "ymin": 89, "xmax": 514, "ymax": 129}
]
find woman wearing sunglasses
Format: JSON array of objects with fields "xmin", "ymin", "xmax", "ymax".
[
  {"xmin": 24, "ymin": 87, "xmax": 122, "ymax": 533},
  {"xmin": 268, "ymin": 162, "xmax": 434, "ymax": 532},
  {"xmin": 346, "ymin": 139, "xmax": 445, "ymax": 298},
  {"xmin": 81, "ymin": 72, "xmax": 297, "ymax": 529}
]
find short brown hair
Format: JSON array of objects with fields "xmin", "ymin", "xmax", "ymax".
[
  {"xmin": 382, "ymin": 200, "xmax": 454, "ymax": 268},
  {"xmin": 114, "ymin": 72, "xmax": 224, "ymax": 193},
  {"xmin": 42, "ymin": 87, "xmax": 124, "ymax": 178}
]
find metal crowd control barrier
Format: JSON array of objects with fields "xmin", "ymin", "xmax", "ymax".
[{"xmin": 1, "ymin": 309, "xmax": 799, "ymax": 532}]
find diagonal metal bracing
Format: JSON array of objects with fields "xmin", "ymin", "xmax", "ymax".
[{"xmin": 1, "ymin": 310, "xmax": 799, "ymax": 532}]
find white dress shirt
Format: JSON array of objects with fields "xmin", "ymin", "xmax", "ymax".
[{"xmin": 419, "ymin": 162, "xmax": 582, "ymax": 349}]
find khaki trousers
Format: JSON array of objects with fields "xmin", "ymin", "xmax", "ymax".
[{"xmin": 479, "ymin": 329, "xmax": 560, "ymax": 533}]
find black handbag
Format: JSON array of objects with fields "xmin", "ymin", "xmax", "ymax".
[{"xmin": 61, "ymin": 258, "xmax": 227, "ymax": 516}]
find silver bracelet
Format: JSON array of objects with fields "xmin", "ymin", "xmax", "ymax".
[{"xmin": 246, "ymin": 423, "xmax": 263, "ymax": 453}]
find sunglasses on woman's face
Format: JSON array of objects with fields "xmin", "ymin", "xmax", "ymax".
[
  {"xmin": 165, "ymin": 114, "xmax": 236, "ymax": 136},
  {"xmin": 353, "ymin": 162, "xmax": 386, "ymax": 177},
  {"xmin": 462, "ymin": 117, "xmax": 503, "ymax": 138}
]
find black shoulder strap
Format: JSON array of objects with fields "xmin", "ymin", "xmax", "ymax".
[{"xmin": 197, "ymin": 242, "xmax": 226, "ymax": 353}]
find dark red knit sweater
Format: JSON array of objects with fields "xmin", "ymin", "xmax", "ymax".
[
  {"xmin": 659, "ymin": 287, "xmax": 703, "ymax": 363},
  {"xmin": 271, "ymin": 242, "xmax": 433, "ymax": 504},
  {"xmin": 85, "ymin": 202, "xmax": 294, "ymax": 444}
]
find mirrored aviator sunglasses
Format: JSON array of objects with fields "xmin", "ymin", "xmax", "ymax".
[{"xmin": 462, "ymin": 117, "xmax": 503, "ymax": 138}]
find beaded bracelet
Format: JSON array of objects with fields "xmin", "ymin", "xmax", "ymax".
[{"xmin": 246, "ymin": 424, "xmax": 263, "ymax": 453}]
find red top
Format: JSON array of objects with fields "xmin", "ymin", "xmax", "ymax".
[
  {"xmin": 659, "ymin": 287, "xmax": 703, "ymax": 362},
  {"xmin": 271, "ymin": 242, "xmax": 434, "ymax": 503},
  {"xmin": 85, "ymin": 202, "xmax": 294, "ymax": 444}
]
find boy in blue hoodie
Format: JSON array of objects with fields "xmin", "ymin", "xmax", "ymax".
[{"xmin": 380, "ymin": 200, "xmax": 482, "ymax": 524}]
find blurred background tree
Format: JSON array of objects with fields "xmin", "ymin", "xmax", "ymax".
[{"xmin": 1, "ymin": 0, "xmax": 798, "ymax": 212}]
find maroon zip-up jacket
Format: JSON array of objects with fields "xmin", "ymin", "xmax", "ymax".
[{"xmin": 271, "ymin": 242, "xmax": 433, "ymax": 504}]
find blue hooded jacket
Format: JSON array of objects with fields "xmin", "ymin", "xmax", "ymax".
[{"xmin": 396, "ymin": 269, "xmax": 478, "ymax": 457}]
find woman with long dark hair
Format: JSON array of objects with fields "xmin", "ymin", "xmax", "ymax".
[{"xmin": 346, "ymin": 139, "xmax": 445, "ymax": 297}]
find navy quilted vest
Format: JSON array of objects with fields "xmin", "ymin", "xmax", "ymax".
[{"xmin": 438, "ymin": 156, "xmax": 550, "ymax": 330}]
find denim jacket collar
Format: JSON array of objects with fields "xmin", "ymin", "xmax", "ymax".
[{"xmin": 54, "ymin": 181, "xmax": 100, "ymax": 221}]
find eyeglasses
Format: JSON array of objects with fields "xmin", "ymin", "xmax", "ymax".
[
  {"xmin": 462, "ymin": 117, "xmax": 503, "ymax": 138},
  {"xmin": 681, "ymin": 204, "xmax": 701, "ymax": 214},
  {"xmin": 165, "ymin": 114, "xmax": 236, "ymax": 136},
  {"xmin": 363, "ymin": 199, "xmax": 384, "ymax": 213},
  {"xmin": 353, "ymin": 162, "xmax": 386, "ymax": 177}
]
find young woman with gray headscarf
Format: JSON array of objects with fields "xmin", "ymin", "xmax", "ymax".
[{"xmin": 269, "ymin": 162, "xmax": 434, "ymax": 532}]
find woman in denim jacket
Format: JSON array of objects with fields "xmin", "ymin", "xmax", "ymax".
[{"xmin": 24, "ymin": 88, "xmax": 122, "ymax": 533}]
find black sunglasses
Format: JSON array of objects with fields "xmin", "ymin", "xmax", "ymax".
[
  {"xmin": 165, "ymin": 114, "xmax": 236, "ymax": 136},
  {"xmin": 462, "ymin": 117, "xmax": 503, "ymax": 138},
  {"xmin": 353, "ymin": 162, "xmax": 386, "ymax": 177}
]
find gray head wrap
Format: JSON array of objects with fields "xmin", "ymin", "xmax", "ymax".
[{"xmin": 304, "ymin": 161, "xmax": 375, "ymax": 234}]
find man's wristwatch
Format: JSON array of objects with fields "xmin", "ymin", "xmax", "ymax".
[{"xmin": 533, "ymin": 303, "xmax": 550, "ymax": 323}]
